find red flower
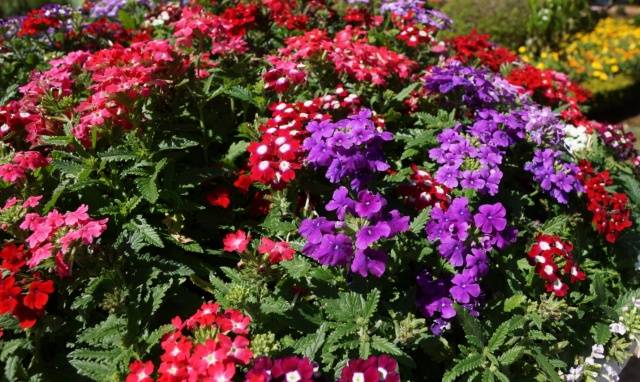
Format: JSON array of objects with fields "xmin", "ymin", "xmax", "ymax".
[
  {"xmin": 0, "ymin": 276, "xmax": 22, "ymax": 315},
  {"xmin": 258, "ymin": 238, "xmax": 295, "ymax": 264},
  {"xmin": 0, "ymin": 243, "xmax": 26, "ymax": 272},
  {"xmin": 339, "ymin": 357, "xmax": 380, "ymax": 382},
  {"xmin": 23, "ymin": 279, "xmax": 54, "ymax": 310},
  {"xmin": 527, "ymin": 234, "xmax": 585, "ymax": 297},
  {"xmin": 207, "ymin": 187, "xmax": 231, "ymax": 208},
  {"xmin": 126, "ymin": 360, "xmax": 154, "ymax": 382},
  {"xmin": 223, "ymin": 230, "xmax": 250, "ymax": 253},
  {"xmin": 271, "ymin": 356, "xmax": 315, "ymax": 382}
]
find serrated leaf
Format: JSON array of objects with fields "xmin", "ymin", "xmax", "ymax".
[
  {"xmin": 488, "ymin": 320, "xmax": 512, "ymax": 352},
  {"xmin": 224, "ymin": 141, "xmax": 249, "ymax": 164},
  {"xmin": 591, "ymin": 323, "xmax": 611, "ymax": 344},
  {"xmin": 533, "ymin": 352, "xmax": 562, "ymax": 382},
  {"xmin": 410, "ymin": 208, "xmax": 431, "ymax": 234},
  {"xmin": 498, "ymin": 345, "xmax": 525, "ymax": 365},
  {"xmin": 456, "ymin": 306, "xmax": 485, "ymax": 346},
  {"xmin": 294, "ymin": 323, "xmax": 327, "ymax": 359},
  {"xmin": 503, "ymin": 294, "xmax": 526, "ymax": 312},
  {"xmin": 394, "ymin": 82, "xmax": 420, "ymax": 102},
  {"xmin": 443, "ymin": 353, "xmax": 484, "ymax": 382},
  {"xmin": 370, "ymin": 335, "xmax": 402, "ymax": 355}
]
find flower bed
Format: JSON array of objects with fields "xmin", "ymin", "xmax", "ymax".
[{"xmin": 0, "ymin": 1, "xmax": 639, "ymax": 381}]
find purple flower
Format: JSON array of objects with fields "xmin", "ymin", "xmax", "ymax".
[
  {"xmin": 473, "ymin": 203, "xmax": 507, "ymax": 234},
  {"xmin": 524, "ymin": 148, "xmax": 583, "ymax": 204},
  {"xmin": 325, "ymin": 187, "xmax": 354, "ymax": 220},
  {"xmin": 354, "ymin": 190, "xmax": 386, "ymax": 219},
  {"xmin": 351, "ymin": 248, "xmax": 387, "ymax": 277},
  {"xmin": 299, "ymin": 217, "xmax": 335, "ymax": 244},
  {"xmin": 387, "ymin": 210, "xmax": 410, "ymax": 235},
  {"xmin": 312, "ymin": 234, "xmax": 353, "ymax": 266},
  {"xmin": 304, "ymin": 109, "xmax": 392, "ymax": 190},
  {"xmin": 356, "ymin": 222, "xmax": 391, "ymax": 249},
  {"xmin": 450, "ymin": 272, "xmax": 481, "ymax": 304}
]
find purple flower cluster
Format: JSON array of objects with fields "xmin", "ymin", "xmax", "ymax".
[
  {"xmin": 524, "ymin": 148, "xmax": 583, "ymax": 204},
  {"xmin": 425, "ymin": 60, "xmax": 520, "ymax": 109},
  {"xmin": 299, "ymin": 187, "xmax": 409, "ymax": 277},
  {"xmin": 304, "ymin": 109, "xmax": 393, "ymax": 190},
  {"xmin": 0, "ymin": 16, "xmax": 23, "ymax": 40},
  {"xmin": 429, "ymin": 109, "xmax": 526, "ymax": 195},
  {"xmin": 418, "ymin": 198, "xmax": 516, "ymax": 334},
  {"xmin": 89, "ymin": 0, "xmax": 152, "ymax": 19},
  {"xmin": 380, "ymin": 0, "xmax": 453, "ymax": 30},
  {"xmin": 516, "ymin": 104, "xmax": 566, "ymax": 146}
]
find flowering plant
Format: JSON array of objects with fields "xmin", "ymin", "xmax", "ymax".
[{"xmin": 0, "ymin": 1, "xmax": 638, "ymax": 381}]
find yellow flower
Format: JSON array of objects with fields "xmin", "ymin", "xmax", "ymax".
[{"xmin": 612, "ymin": 65, "xmax": 620, "ymax": 73}]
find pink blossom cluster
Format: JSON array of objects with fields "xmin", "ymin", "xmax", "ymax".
[
  {"xmin": 18, "ymin": 204, "xmax": 108, "ymax": 276},
  {"xmin": 126, "ymin": 301, "xmax": 252, "ymax": 382},
  {"xmin": 74, "ymin": 40, "xmax": 184, "ymax": 144},
  {"xmin": 0, "ymin": 151, "xmax": 50, "ymax": 184}
]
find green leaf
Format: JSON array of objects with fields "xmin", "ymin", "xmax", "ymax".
[
  {"xmin": 370, "ymin": 335, "xmax": 403, "ymax": 356},
  {"xmin": 294, "ymin": 323, "xmax": 327, "ymax": 359},
  {"xmin": 503, "ymin": 294, "xmax": 526, "ymax": 312},
  {"xmin": 40, "ymin": 135, "xmax": 72, "ymax": 146},
  {"xmin": 498, "ymin": 345, "xmax": 525, "ymax": 365},
  {"xmin": 591, "ymin": 323, "xmax": 611, "ymax": 344},
  {"xmin": 393, "ymin": 82, "xmax": 420, "ymax": 102},
  {"xmin": 532, "ymin": 352, "xmax": 562, "ymax": 382},
  {"xmin": 128, "ymin": 218, "xmax": 164, "ymax": 250},
  {"xmin": 456, "ymin": 306, "xmax": 485, "ymax": 346},
  {"xmin": 410, "ymin": 208, "xmax": 431, "ymax": 234},
  {"xmin": 98, "ymin": 148, "xmax": 137, "ymax": 162},
  {"xmin": 488, "ymin": 320, "xmax": 512, "ymax": 352},
  {"xmin": 224, "ymin": 141, "xmax": 249, "ymax": 165},
  {"xmin": 443, "ymin": 353, "xmax": 484, "ymax": 382}
]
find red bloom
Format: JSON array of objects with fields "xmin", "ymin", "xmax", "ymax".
[
  {"xmin": 222, "ymin": 230, "xmax": 250, "ymax": 253},
  {"xmin": 0, "ymin": 276, "xmax": 22, "ymax": 315},
  {"xmin": 449, "ymin": 30, "xmax": 516, "ymax": 71},
  {"xmin": 527, "ymin": 234, "xmax": 585, "ymax": 297},
  {"xmin": 126, "ymin": 360, "xmax": 154, "ymax": 382},
  {"xmin": 0, "ymin": 243, "xmax": 27, "ymax": 272},
  {"xmin": 339, "ymin": 357, "xmax": 380, "ymax": 382},
  {"xmin": 207, "ymin": 187, "xmax": 231, "ymax": 208},
  {"xmin": 271, "ymin": 356, "xmax": 315, "ymax": 382},
  {"xmin": 258, "ymin": 238, "xmax": 295, "ymax": 264},
  {"xmin": 23, "ymin": 279, "xmax": 54, "ymax": 310}
]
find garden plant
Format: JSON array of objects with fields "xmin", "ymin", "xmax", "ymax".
[{"xmin": 0, "ymin": 1, "xmax": 639, "ymax": 381}]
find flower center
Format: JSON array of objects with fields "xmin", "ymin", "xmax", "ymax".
[
  {"xmin": 352, "ymin": 372, "xmax": 365, "ymax": 382},
  {"xmin": 286, "ymin": 371, "xmax": 302, "ymax": 382}
]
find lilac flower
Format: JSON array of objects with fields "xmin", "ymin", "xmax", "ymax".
[
  {"xmin": 450, "ymin": 272, "xmax": 481, "ymax": 304},
  {"xmin": 299, "ymin": 188, "xmax": 408, "ymax": 278},
  {"xmin": 354, "ymin": 190, "xmax": 386, "ymax": 219},
  {"xmin": 380, "ymin": 0, "xmax": 452, "ymax": 30},
  {"xmin": 299, "ymin": 217, "xmax": 335, "ymax": 244},
  {"xmin": 311, "ymin": 234, "xmax": 353, "ymax": 266},
  {"xmin": 356, "ymin": 222, "xmax": 391, "ymax": 249},
  {"xmin": 424, "ymin": 61, "xmax": 520, "ymax": 109},
  {"xmin": 524, "ymin": 148, "xmax": 583, "ymax": 204},
  {"xmin": 325, "ymin": 187, "xmax": 354, "ymax": 220},
  {"xmin": 90, "ymin": 0, "xmax": 152, "ymax": 19},
  {"xmin": 351, "ymin": 248, "xmax": 387, "ymax": 277},
  {"xmin": 473, "ymin": 203, "xmax": 507, "ymax": 234},
  {"xmin": 304, "ymin": 109, "xmax": 392, "ymax": 190}
]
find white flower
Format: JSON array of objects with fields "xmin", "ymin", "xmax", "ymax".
[
  {"xmin": 566, "ymin": 365, "xmax": 584, "ymax": 381},
  {"xmin": 609, "ymin": 322, "xmax": 627, "ymax": 335},
  {"xmin": 601, "ymin": 363, "xmax": 620, "ymax": 382},
  {"xmin": 591, "ymin": 344, "xmax": 605, "ymax": 359},
  {"xmin": 563, "ymin": 124, "xmax": 590, "ymax": 154},
  {"xmin": 633, "ymin": 298, "xmax": 640, "ymax": 308}
]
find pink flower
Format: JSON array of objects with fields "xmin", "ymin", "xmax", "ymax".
[
  {"xmin": 223, "ymin": 230, "xmax": 250, "ymax": 253},
  {"xmin": 27, "ymin": 243, "xmax": 53, "ymax": 268},
  {"xmin": 207, "ymin": 362, "xmax": 235, "ymax": 382},
  {"xmin": 64, "ymin": 204, "xmax": 89, "ymax": 225}
]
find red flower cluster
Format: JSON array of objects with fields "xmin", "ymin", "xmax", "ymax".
[
  {"xmin": 339, "ymin": 355, "xmax": 400, "ymax": 382},
  {"xmin": 0, "ymin": 151, "xmax": 50, "ymax": 184},
  {"xmin": 80, "ymin": 19, "xmax": 131, "ymax": 46},
  {"xmin": 397, "ymin": 24, "xmax": 434, "ymax": 48},
  {"xmin": 449, "ymin": 30, "xmax": 517, "ymax": 71},
  {"xmin": 172, "ymin": 5, "xmax": 253, "ymax": 77},
  {"xmin": 263, "ymin": 57, "xmax": 306, "ymax": 93},
  {"xmin": 17, "ymin": 9, "xmax": 61, "ymax": 38},
  {"xmin": 74, "ymin": 40, "xmax": 184, "ymax": 144},
  {"xmin": 506, "ymin": 65, "xmax": 590, "ymax": 125},
  {"xmin": 397, "ymin": 165, "xmax": 450, "ymax": 210},
  {"xmin": 246, "ymin": 356, "xmax": 315, "ymax": 382},
  {"xmin": 591, "ymin": 122, "xmax": 637, "ymax": 160},
  {"xmin": 262, "ymin": 0, "xmax": 310, "ymax": 30},
  {"xmin": 577, "ymin": 161, "xmax": 633, "ymax": 243},
  {"xmin": 527, "ymin": 235, "xmax": 585, "ymax": 297},
  {"xmin": 238, "ymin": 86, "xmax": 360, "ymax": 189},
  {"xmin": 126, "ymin": 301, "xmax": 252, "ymax": 382},
  {"xmin": 269, "ymin": 27, "xmax": 416, "ymax": 86},
  {"xmin": 344, "ymin": 7, "xmax": 383, "ymax": 27}
]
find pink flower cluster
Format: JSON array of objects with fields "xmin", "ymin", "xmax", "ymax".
[
  {"xmin": 172, "ymin": 5, "xmax": 253, "ymax": 76},
  {"xmin": 18, "ymin": 203, "xmax": 108, "ymax": 275},
  {"xmin": 222, "ymin": 230, "xmax": 295, "ymax": 265},
  {"xmin": 238, "ymin": 86, "xmax": 360, "ymax": 189},
  {"xmin": 74, "ymin": 40, "xmax": 184, "ymax": 144},
  {"xmin": 126, "ymin": 301, "xmax": 252, "ymax": 382},
  {"xmin": 0, "ymin": 151, "xmax": 50, "ymax": 184},
  {"xmin": 265, "ymin": 26, "xmax": 417, "ymax": 91}
]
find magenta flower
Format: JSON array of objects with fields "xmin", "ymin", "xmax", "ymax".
[
  {"xmin": 354, "ymin": 190, "xmax": 385, "ymax": 219},
  {"xmin": 339, "ymin": 357, "xmax": 379, "ymax": 382},
  {"xmin": 473, "ymin": 202, "xmax": 507, "ymax": 234},
  {"xmin": 449, "ymin": 272, "xmax": 481, "ymax": 304},
  {"xmin": 355, "ymin": 222, "xmax": 391, "ymax": 249},
  {"xmin": 271, "ymin": 356, "xmax": 314, "ymax": 382},
  {"xmin": 351, "ymin": 248, "xmax": 387, "ymax": 277}
]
